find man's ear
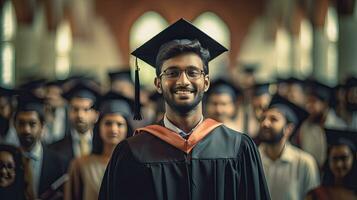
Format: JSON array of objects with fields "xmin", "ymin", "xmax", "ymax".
[
  {"xmin": 154, "ymin": 77, "xmax": 162, "ymax": 94},
  {"xmin": 204, "ymin": 75, "xmax": 210, "ymax": 92},
  {"xmin": 284, "ymin": 123, "xmax": 295, "ymax": 137}
]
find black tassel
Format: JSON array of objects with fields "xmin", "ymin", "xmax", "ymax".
[{"xmin": 133, "ymin": 57, "xmax": 142, "ymax": 120}]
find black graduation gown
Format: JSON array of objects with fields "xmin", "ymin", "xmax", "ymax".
[{"xmin": 99, "ymin": 121, "xmax": 270, "ymax": 200}]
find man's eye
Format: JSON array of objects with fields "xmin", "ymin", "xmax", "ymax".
[
  {"xmin": 166, "ymin": 70, "xmax": 179, "ymax": 77},
  {"xmin": 187, "ymin": 70, "xmax": 200, "ymax": 77}
]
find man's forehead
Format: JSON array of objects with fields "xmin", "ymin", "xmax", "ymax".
[
  {"xmin": 70, "ymin": 97, "xmax": 94, "ymax": 106},
  {"xmin": 17, "ymin": 111, "xmax": 40, "ymax": 120},
  {"xmin": 161, "ymin": 53, "xmax": 204, "ymax": 69},
  {"xmin": 265, "ymin": 108, "xmax": 285, "ymax": 119}
]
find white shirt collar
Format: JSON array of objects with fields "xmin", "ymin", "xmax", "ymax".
[
  {"xmin": 24, "ymin": 141, "xmax": 42, "ymax": 161},
  {"xmin": 163, "ymin": 114, "xmax": 203, "ymax": 136},
  {"xmin": 72, "ymin": 129, "xmax": 92, "ymax": 141},
  {"xmin": 259, "ymin": 143, "xmax": 295, "ymax": 163}
]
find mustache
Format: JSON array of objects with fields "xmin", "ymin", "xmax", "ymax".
[{"xmin": 172, "ymin": 86, "xmax": 196, "ymax": 92}]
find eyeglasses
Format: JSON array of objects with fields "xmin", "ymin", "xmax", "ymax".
[{"xmin": 159, "ymin": 67, "xmax": 205, "ymax": 80}]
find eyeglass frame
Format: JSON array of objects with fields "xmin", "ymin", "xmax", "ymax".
[{"xmin": 159, "ymin": 67, "xmax": 206, "ymax": 80}]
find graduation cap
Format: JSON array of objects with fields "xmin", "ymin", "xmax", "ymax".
[
  {"xmin": 344, "ymin": 77, "xmax": 357, "ymax": 89},
  {"xmin": 325, "ymin": 128, "xmax": 357, "ymax": 153},
  {"xmin": 241, "ymin": 63, "xmax": 259, "ymax": 74},
  {"xmin": 305, "ymin": 79, "xmax": 332, "ymax": 103},
  {"xmin": 108, "ymin": 69, "xmax": 133, "ymax": 83},
  {"xmin": 268, "ymin": 94, "xmax": 309, "ymax": 131},
  {"xmin": 96, "ymin": 91, "xmax": 134, "ymax": 118},
  {"xmin": 253, "ymin": 82, "xmax": 275, "ymax": 97},
  {"xmin": 207, "ymin": 78, "xmax": 241, "ymax": 101},
  {"xmin": 62, "ymin": 81, "xmax": 101, "ymax": 107},
  {"xmin": 285, "ymin": 77, "xmax": 305, "ymax": 87},
  {"xmin": 0, "ymin": 86, "xmax": 17, "ymax": 99},
  {"xmin": 19, "ymin": 78, "xmax": 47, "ymax": 91},
  {"xmin": 131, "ymin": 18, "xmax": 228, "ymax": 120},
  {"xmin": 45, "ymin": 79, "xmax": 66, "ymax": 87},
  {"xmin": 16, "ymin": 92, "xmax": 45, "ymax": 119}
]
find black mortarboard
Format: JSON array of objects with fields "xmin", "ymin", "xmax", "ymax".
[
  {"xmin": 108, "ymin": 69, "xmax": 133, "ymax": 83},
  {"xmin": 19, "ymin": 78, "xmax": 47, "ymax": 91},
  {"xmin": 45, "ymin": 79, "xmax": 66, "ymax": 87},
  {"xmin": 241, "ymin": 63, "xmax": 259, "ymax": 74},
  {"xmin": 0, "ymin": 86, "xmax": 17, "ymax": 98},
  {"xmin": 325, "ymin": 128, "xmax": 357, "ymax": 152},
  {"xmin": 254, "ymin": 82, "xmax": 275, "ymax": 96},
  {"xmin": 207, "ymin": 78, "xmax": 241, "ymax": 101},
  {"xmin": 306, "ymin": 79, "xmax": 332, "ymax": 102},
  {"xmin": 345, "ymin": 77, "xmax": 357, "ymax": 89},
  {"xmin": 96, "ymin": 91, "xmax": 134, "ymax": 118},
  {"xmin": 131, "ymin": 18, "xmax": 228, "ymax": 120},
  {"xmin": 16, "ymin": 93, "xmax": 45, "ymax": 119},
  {"xmin": 269, "ymin": 94, "xmax": 309, "ymax": 128},
  {"xmin": 62, "ymin": 81, "xmax": 101, "ymax": 107},
  {"xmin": 285, "ymin": 77, "xmax": 305, "ymax": 87}
]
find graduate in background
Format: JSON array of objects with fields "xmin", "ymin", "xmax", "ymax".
[
  {"xmin": 65, "ymin": 92, "xmax": 134, "ymax": 200},
  {"xmin": 99, "ymin": 18, "xmax": 270, "ymax": 200},
  {"xmin": 258, "ymin": 95, "xmax": 320, "ymax": 200},
  {"xmin": 204, "ymin": 78, "xmax": 243, "ymax": 132},
  {"xmin": 49, "ymin": 80, "xmax": 100, "ymax": 168},
  {"xmin": 14, "ymin": 93, "xmax": 66, "ymax": 199},
  {"xmin": 305, "ymin": 128, "xmax": 357, "ymax": 200},
  {"xmin": 0, "ymin": 144, "xmax": 28, "ymax": 200}
]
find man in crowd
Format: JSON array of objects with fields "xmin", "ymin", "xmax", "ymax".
[
  {"xmin": 204, "ymin": 78, "xmax": 243, "ymax": 132},
  {"xmin": 50, "ymin": 81, "xmax": 99, "ymax": 167},
  {"xmin": 14, "ymin": 93, "xmax": 66, "ymax": 199},
  {"xmin": 258, "ymin": 94, "xmax": 319, "ymax": 200}
]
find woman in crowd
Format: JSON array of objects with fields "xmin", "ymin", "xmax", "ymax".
[
  {"xmin": 305, "ymin": 129, "xmax": 357, "ymax": 200},
  {"xmin": 0, "ymin": 144, "xmax": 29, "ymax": 200},
  {"xmin": 65, "ymin": 92, "xmax": 134, "ymax": 200}
]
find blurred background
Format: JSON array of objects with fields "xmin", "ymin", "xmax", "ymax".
[{"xmin": 0, "ymin": 0, "xmax": 356, "ymax": 89}]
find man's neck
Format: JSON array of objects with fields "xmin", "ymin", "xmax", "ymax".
[
  {"xmin": 165, "ymin": 105, "xmax": 203, "ymax": 133},
  {"xmin": 264, "ymin": 140, "xmax": 286, "ymax": 161}
]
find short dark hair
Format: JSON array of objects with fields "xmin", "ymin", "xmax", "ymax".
[
  {"xmin": 155, "ymin": 39, "xmax": 210, "ymax": 77},
  {"xmin": 14, "ymin": 109, "xmax": 45, "ymax": 125}
]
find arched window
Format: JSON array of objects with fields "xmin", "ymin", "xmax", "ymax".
[
  {"xmin": 193, "ymin": 12, "xmax": 230, "ymax": 80},
  {"xmin": 1, "ymin": 0, "xmax": 16, "ymax": 87},
  {"xmin": 130, "ymin": 11, "xmax": 168, "ymax": 89}
]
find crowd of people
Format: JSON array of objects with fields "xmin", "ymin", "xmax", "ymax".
[{"xmin": 1, "ymin": 18, "xmax": 357, "ymax": 200}]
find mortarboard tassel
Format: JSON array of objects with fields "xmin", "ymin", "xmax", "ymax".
[{"xmin": 133, "ymin": 57, "xmax": 142, "ymax": 120}]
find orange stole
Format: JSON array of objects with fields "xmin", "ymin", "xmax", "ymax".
[{"xmin": 134, "ymin": 118, "xmax": 222, "ymax": 154}]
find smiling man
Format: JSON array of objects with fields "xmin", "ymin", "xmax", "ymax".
[{"xmin": 99, "ymin": 19, "xmax": 270, "ymax": 200}]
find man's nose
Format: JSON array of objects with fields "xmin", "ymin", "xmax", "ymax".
[{"xmin": 176, "ymin": 71, "xmax": 190, "ymax": 85}]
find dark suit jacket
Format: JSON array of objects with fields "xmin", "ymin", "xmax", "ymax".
[
  {"xmin": 39, "ymin": 146, "xmax": 67, "ymax": 196},
  {"xmin": 49, "ymin": 136, "xmax": 75, "ymax": 169}
]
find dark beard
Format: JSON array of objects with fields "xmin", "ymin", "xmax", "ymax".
[
  {"xmin": 163, "ymin": 86, "xmax": 204, "ymax": 115},
  {"xmin": 0, "ymin": 116, "xmax": 10, "ymax": 137},
  {"xmin": 259, "ymin": 129, "xmax": 284, "ymax": 144},
  {"xmin": 18, "ymin": 135, "xmax": 36, "ymax": 149}
]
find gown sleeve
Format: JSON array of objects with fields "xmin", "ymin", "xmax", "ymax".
[
  {"xmin": 98, "ymin": 140, "xmax": 156, "ymax": 200},
  {"xmin": 238, "ymin": 134, "xmax": 271, "ymax": 200}
]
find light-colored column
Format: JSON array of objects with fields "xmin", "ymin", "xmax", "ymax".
[{"xmin": 338, "ymin": 15, "xmax": 357, "ymax": 80}]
